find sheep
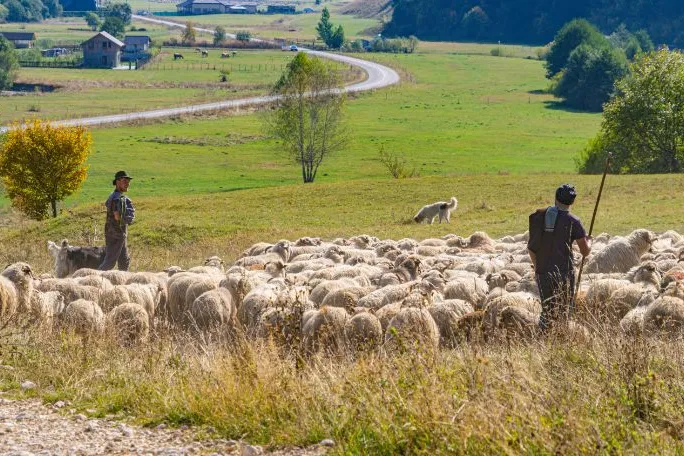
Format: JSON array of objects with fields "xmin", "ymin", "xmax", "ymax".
[
  {"xmin": 185, "ymin": 278, "xmax": 218, "ymax": 311},
  {"xmin": 428, "ymin": 302, "xmax": 466, "ymax": 348},
  {"xmin": 378, "ymin": 256, "xmax": 422, "ymax": 287},
  {"xmin": 443, "ymin": 278, "xmax": 489, "ymax": 309},
  {"xmin": 108, "ymin": 303, "xmax": 149, "ymax": 345},
  {"xmin": 309, "ymin": 278, "xmax": 360, "ymax": 306},
  {"xmin": 99, "ymin": 283, "xmax": 160, "ymax": 326},
  {"xmin": 483, "ymin": 292, "xmax": 541, "ymax": 333},
  {"xmin": 620, "ymin": 306, "xmax": 648, "ymax": 335},
  {"xmin": 585, "ymin": 229, "xmax": 655, "ymax": 273},
  {"xmin": 36, "ymin": 280, "xmax": 102, "ymax": 305},
  {"xmin": 0, "ymin": 276, "xmax": 18, "ymax": 320},
  {"xmin": 455, "ymin": 310, "xmax": 486, "ymax": 342},
  {"xmin": 385, "ymin": 307, "xmax": 440, "ymax": 353},
  {"xmin": 357, "ymin": 282, "xmax": 416, "ymax": 310},
  {"xmin": 2, "ymin": 262, "xmax": 34, "ymax": 312},
  {"xmin": 497, "ymin": 306, "xmax": 539, "ymax": 338},
  {"xmin": 585, "ymin": 279, "xmax": 631, "ymax": 306},
  {"xmin": 186, "ymin": 288, "xmax": 234, "ymax": 332},
  {"xmin": 166, "ymin": 272, "xmax": 217, "ymax": 323},
  {"xmin": 238, "ymin": 282, "xmax": 283, "ymax": 331},
  {"xmin": 30, "ymin": 290, "xmax": 65, "ymax": 328},
  {"xmin": 643, "ymin": 296, "xmax": 684, "ymax": 336},
  {"xmin": 374, "ymin": 302, "xmax": 401, "ymax": 332},
  {"xmin": 485, "ymin": 271, "xmax": 521, "ymax": 290},
  {"xmin": 344, "ymin": 312, "xmax": 383, "ymax": 352},
  {"xmin": 61, "ymin": 299, "xmax": 105, "ymax": 337},
  {"xmin": 301, "ymin": 306, "xmax": 349, "ymax": 355},
  {"xmin": 100, "ymin": 270, "xmax": 133, "ymax": 285},
  {"xmin": 75, "ymin": 275, "xmax": 114, "ymax": 291},
  {"xmin": 321, "ymin": 286, "xmax": 373, "ymax": 310}
]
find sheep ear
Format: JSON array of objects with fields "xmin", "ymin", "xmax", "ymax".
[{"xmin": 61, "ymin": 239, "xmax": 69, "ymax": 247}]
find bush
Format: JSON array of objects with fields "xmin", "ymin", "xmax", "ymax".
[
  {"xmin": 0, "ymin": 35, "xmax": 18, "ymax": 90},
  {"xmin": 553, "ymin": 44, "xmax": 629, "ymax": 112},
  {"xmin": 545, "ymin": 19, "xmax": 609, "ymax": 78},
  {"xmin": 236, "ymin": 30, "xmax": 251, "ymax": 42},
  {"xmin": 378, "ymin": 146, "xmax": 419, "ymax": 179}
]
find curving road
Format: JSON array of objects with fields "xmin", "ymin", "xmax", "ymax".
[{"xmin": 0, "ymin": 16, "xmax": 399, "ymax": 132}]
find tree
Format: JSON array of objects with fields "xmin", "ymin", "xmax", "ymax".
[
  {"xmin": 328, "ymin": 24, "xmax": 344, "ymax": 49},
  {"xmin": 0, "ymin": 120, "xmax": 92, "ymax": 220},
  {"xmin": 545, "ymin": 19, "xmax": 609, "ymax": 77},
  {"xmin": 634, "ymin": 30, "xmax": 654, "ymax": 53},
  {"xmin": 85, "ymin": 11, "xmax": 100, "ymax": 31},
  {"xmin": 461, "ymin": 6, "xmax": 490, "ymax": 39},
  {"xmin": 263, "ymin": 52, "xmax": 347, "ymax": 183},
  {"xmin": 235, "ymin": 30, "xmax": 251, "ymax": 41},
  {"xmin": 213, "ymin": 25, "xmax": 226, "ymax": 46},
  {"xmin": 0, "ymin": 35, "xmax": 18, "ymax": 91},
  {"xmin": 182, "ymin": 21, "xmax": 196, "ymax": 44},
  {"xmin": 0, "ymin": 3, "xmax": 9, "ymax": 22},
  {"xmin": 316, "ymin": 7, "xmax": 332, "ymax": 44},
  {"xmin": 553, "ymin": 44, "xmax": 629, "ymax": 111},
  {"xmin": 100, "ymin": 16, "xmax": 125, "ymax": 38},
  {"xmin": 578, "ymin": 49, "xmax": 684, "ymax": 174},
  {"xmin": 104, "ymin": 2, "xmax": 132, "ymax": 25}
]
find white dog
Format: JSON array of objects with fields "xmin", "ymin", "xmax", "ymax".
[{"xmin": 413, "ymin": 197, "xmax": 458, "ymax": 224}]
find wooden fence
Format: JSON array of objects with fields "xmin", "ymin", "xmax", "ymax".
[{"xmin": 18, "ymin": 59, "xmax": 82, "ymax": 68}]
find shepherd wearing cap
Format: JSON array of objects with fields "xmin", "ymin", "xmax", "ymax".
[
  {"xmin": 527, "ymin": 184, "xmax": 591, "ymax": 332},
  {"xmin": 99, "ymin": 171, "xmax": 135, "ymax": 271}
]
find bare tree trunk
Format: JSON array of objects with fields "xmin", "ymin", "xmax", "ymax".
[{"xmin": 51, "ymin": 199, "xmax": 57, "ymax": 218}]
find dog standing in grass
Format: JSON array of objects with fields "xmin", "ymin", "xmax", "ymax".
[{"xmin": 413, "ymin": 197, "xmax": 458, "ymax": 224}]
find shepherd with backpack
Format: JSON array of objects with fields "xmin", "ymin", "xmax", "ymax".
[{"xmin": 527, "ymin": 184, "xmax": 591, "ymax": 332}]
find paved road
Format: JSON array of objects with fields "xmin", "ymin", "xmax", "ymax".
[{"xmin": 0, "ymin": 17, "xmax": 399, "ymax": 132}]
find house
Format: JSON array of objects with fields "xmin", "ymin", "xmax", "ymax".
[
  {"xmin": 0, "ymin": 32, "xmax": 36, "ymax": 49},
  {"xmin": 267, "ymin": 4, "xmax": 295, "ymax": 14},
  {"xmin": 81, "ymin": 32, "xmax": 124, "ymax": 68},
  {"xmin": 176, "ymin": 0, "xmax": 257, "ymax": 14},
  {"xmin": 124, "ymin": 35, "xmax": 151, "ymax": 53}
]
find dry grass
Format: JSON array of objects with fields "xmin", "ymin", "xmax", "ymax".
[{"xmin": 1, "ymin": 312, "xmax": 684, "ymax": 453}]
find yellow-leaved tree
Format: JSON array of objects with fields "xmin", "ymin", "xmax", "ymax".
[{"xmin": 0, "ymin": 120, "xmax": 93, "ymax": 220}]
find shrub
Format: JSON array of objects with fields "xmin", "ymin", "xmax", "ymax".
[
  {"xmin": 378, "ymin": 146, "xmax": 419, "ymax": 179},
  {"xmin": 236, "ymin": 30, "xmax": 251, "ymax": 42},
  {"xmin": 545, "ymin": 19, "xmax": 609, "ymax": 78}
]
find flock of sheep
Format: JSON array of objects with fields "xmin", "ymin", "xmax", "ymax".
[{"xmin": 1, "ymin": 227, "xmax": 684, "ymax": 352}]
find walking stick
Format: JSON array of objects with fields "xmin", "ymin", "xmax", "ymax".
[{"xmin": 575, "ymin": 152, "xmax": 613, "ymax": 296}]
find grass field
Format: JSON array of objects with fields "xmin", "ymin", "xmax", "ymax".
[
  {"xmin": 2, "ymin": 15, "xmax": 684, "ymax": 453},
  {"xmin": 1, "ymin": 49, "xmax": 361, "ymax": 124}
]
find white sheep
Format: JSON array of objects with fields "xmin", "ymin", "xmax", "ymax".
[
  {"xmin": 0, "ymin": 276, "xmax": 18, "ymax": 320},
  {"xmin": 61, "ymin": 299, "xmax": 105, "ymax": 337},
  {"xmin": 385, "ymin": 307, "xmax": 440, "ymax": 352},
  {"xmin": 2, "ymin": 262, "xmax": 34, "ymax": 313},
  {"xmin": 443, "ymin": 277, "xmax": 489, "ymax": 309},
  {"xmin": 30, "ymin": 290, "xmax": 65, "ymax": 328},
  {"xmin": 108, "ymin": 303, "xmax": 150, "ymax": 345},
  {"xmin": 585, "ymin": 229, "xmax": 655, "ymax": 273},
  {"xmin": 186, "ymin": 288, "xmax": 235, "ymax": 332},
  {"xmin": 301, "ymin": 306, "xmax": 349, "ymax": 355},
  {"xmin": 642, "ymin": 296, "xmax": 684, "ymax": 336},
  {"xmin": 344, "ymin": 312, "xmax": 383, "ymax": 352}
]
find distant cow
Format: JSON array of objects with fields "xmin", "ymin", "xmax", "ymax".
[
  {"xmin": 201, "ymin": 50, "xmax": 209, "ymax": 57},
  {"xmin": 195, "ymin": 47, "xmax": 202, "ymax": 53},
  {"xmin": 47, "ymin": 240, "xmax": 105, "ymax": 278},
  {"xmin": 173, "ymin": 53, "xmax": 184, "ymax": 60},
  {"xmin": 221, "ymin": 52, "xmax": 229, "ymax": 58}
]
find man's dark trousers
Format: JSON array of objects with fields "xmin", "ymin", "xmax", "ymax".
[
  {"xmin": 536, "ymin": 271, "xmax": 575, "ymax": 332},
  {"xmin": 98, "ymin": 235, "xmax": 130, "ymax": 271}
]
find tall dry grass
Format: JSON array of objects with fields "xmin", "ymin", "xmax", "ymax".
[{"xmin": 1, "ymin": 312, "xmax": 684, "ymax": 454}]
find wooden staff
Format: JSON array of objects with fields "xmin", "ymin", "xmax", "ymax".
[{"xmin": 575, "ymin": 152, "xmax": 613, "ymax": 296}]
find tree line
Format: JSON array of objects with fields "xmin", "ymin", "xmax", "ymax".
[{"xmin": 384, "ymin": 0, "xmax": 684, "ymax": 47}]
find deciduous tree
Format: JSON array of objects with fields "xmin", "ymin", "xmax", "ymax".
[
  {"xmin": 0, "ymin": 35, "xmax": 18, "ymax": 90},
  {"xmin": 263, "ymin": 52, "xmax": 347, "ymax": 183},
  {"xmin": 85, "ymin": 12, "xmax": 100, "ymax": 31},
  {"xmin": 213, "ymin": 25, "xmax": 226, "ymax": 45},
  {"xmin": 182, "ymin": 21, "xmax": 197, "ymax": 44},
  {"xmin": 545, "ymin": 19, "xmax": 609, "ymax": 77},
  {"xmin": 0, "ymin": 120, "xmax": 93, "ymax": 219},
  {"xmin": 100, "ymin": 16, "xmax": 125, "ymax": 38},
  {"xmin": 578, "ymin": 49, "xmax": 684, "ymax": 174}
]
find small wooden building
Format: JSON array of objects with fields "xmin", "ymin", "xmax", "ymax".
[
  {"xmin": 0, "ymin": 32, "xmax": 36, "ymax": 49},
  {"xmin": 81, "ymin": 32, "xmax": 124, "ymax": 68}
]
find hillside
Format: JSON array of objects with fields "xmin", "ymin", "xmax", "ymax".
[{"xmin": 384, "ymin": 0, "xmax": 684, "ymax": 46}]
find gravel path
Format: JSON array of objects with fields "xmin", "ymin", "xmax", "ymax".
[{"xmin": 0, "ymin": 396, "xmax": 329, "ymax": 455}]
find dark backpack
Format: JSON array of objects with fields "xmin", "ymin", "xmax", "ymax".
[{"xmin": 528, "ymin": 207, "xmax": 575, "ymax": 273}]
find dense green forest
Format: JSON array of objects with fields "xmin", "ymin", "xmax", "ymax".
[{"xmin": 384, "ymin": 0, "xmax": 684, "ymax": 46}]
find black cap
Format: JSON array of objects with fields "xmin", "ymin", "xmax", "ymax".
[
  {"xmin": 112, "ymin": 170, "xmax": 133, "ymax": 185},
  {"xmin": 556, "ymin": 184, "xmax": 577, "ymax": 205}
]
